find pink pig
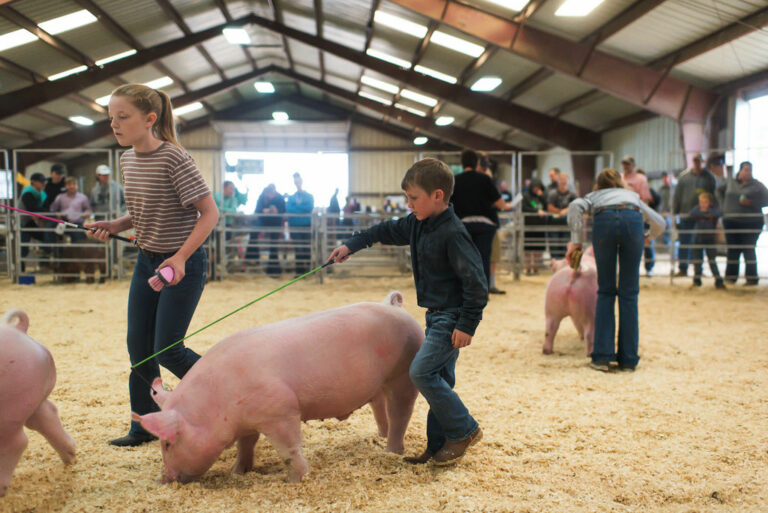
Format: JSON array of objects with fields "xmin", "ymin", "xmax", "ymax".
[
  {"xmin": 0, "ymin": 309, "xmax": 75, "ymax": 497},
  {"xmin": 133, "ymin": 292, "xmax": 423, "ymax": 483},
  {"xmin": 543, "ymin": 246, "xmax": 597, "ymax": 356}
]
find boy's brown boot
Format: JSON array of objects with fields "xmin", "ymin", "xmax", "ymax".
[
  {"xmin": 403, "ymin": 449, "xmax": 433, "ymax": 464},
  {"xmin": 432, "ymin": 426, "xmax": 482, "ymax": 465}
]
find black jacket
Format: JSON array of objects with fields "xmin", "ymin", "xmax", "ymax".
[{"xmin": 344, "ymin": 206, "xmax": 488, "ymax": 335}]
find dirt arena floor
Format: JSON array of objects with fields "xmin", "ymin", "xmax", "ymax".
[{"xmin": 1, "ymin": 272, "xmax": 767, "ymax": 512}]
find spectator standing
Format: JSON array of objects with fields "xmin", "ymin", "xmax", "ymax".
[
  {"xmin": 718, "ymin": 161, "xmax": 768, "ymax": 285},
  {"xmin": 546, "ymin": 168, "xmax": 561, "ymax": 193},
  {"xmin": 522, "ymin": 178, "xmax": 548, "ymax": 275},
  {"xmin": 286, "ymin": 172, "xmax": 314, "ymax": 274},
  {"xmin": 248, "ymin": 184, "xmax": 285, "ymax": 275},
  {"xmin": 673, "ymin": 153, "xmax": 717, "ymax": 276},
  {"xmin": 688, "ymin": 192, "xmax": 725, "ymax": 289},
  {"xmin": 215, "ymin": 180, "xmax": 247, "ymax": 231},
  {"xmin": 477, "ymin": 154, "xmax": 507, "ymax": 294},
  {"xmin": 43, "ymin": 164, "xmax": 66, "ymax": 210},
  {"xmin": 546, "ymin": 173, "xmax": 577, "ymax": 260},
  {"xmin": 90, "ymin": 164, "xmax": 125, "ymax": 216},
  {"xmin": 328, "ymin": 188, "xmax": 341, "ymax": 215},
  {"xmin": 19, "ymin": 172, "xmax": 48, "ymax": 269},
  {"xmin": 50, "ymin": 177, "xmax": 92, "ymax": 242}
]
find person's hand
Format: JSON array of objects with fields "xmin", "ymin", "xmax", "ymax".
[
  {"xmin": 451, "ymin": 329, "xmax": 472, "ymax": 348},
  {"xmin": 739, "ymin": 196, "xmax": 751, "ymax": 206},
  {"xmin": 328, "ymin": 245, "xmax": 351, "ymax": 264},
  {"xmin": 644, "ymin": 236, "xmax": 651, "ymax": 247},
  {"xmin": 156, "ymin": 254, "xmax": 186, "ymax": 286},
  {"xmin": 84, "ymin": 220, "xmax": 114, "ymax": 242},
  {"xmin": 565, "ymin": 242, "xmax": 582, "ymax": 266}
]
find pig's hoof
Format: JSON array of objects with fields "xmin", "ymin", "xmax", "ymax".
[
  {"xmin": 230, "ymin": 461, "xmax": 252, "ymax": 475},
  {"xmin": 542, "ymin": 347, "xmax": 554, "ymax": 355}
]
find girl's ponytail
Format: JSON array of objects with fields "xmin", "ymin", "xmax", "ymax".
[{"xmin": 154, "ymin": 89, "xmax": 181, "ymax": 149}]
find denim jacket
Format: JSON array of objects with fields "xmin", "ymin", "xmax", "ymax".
[{"xmin": 344, "ymin": 206, "xmax": 488, "ymax": 335}]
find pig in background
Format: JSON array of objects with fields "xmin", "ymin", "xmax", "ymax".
[
  {"xmin": 0, "ymin": 309, "xmax": 76, "ymax": 497},
  {"xmin": 133, "ymin": 291, "xmax": 424, "ymax": 484},
  {"xmin": 543, "ymin": 246, "xmax": 597, "ymax": 356}
]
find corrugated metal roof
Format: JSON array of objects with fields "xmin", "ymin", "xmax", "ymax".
[
  {"xmin": 324, "ymin": 54, "xmax": 362, "ymax": 80},
  {"xmin": 160, "ymin": 47, "xmax": 216, "ymax": 82},
  {"xmin": 98, "ymin": 0, "xmax": 185, "ymax": 47},
  {"xmin": 201, "ymin": 36, "xmax": 251, "ymax": 71},
  {"xmin": 513, "ymin": 74, "xmax": 596, "ymax": 113},
  {"xmin": 54, "ymin": 24, "xmax": 130, "ymax": 65},
  {"xmin": 39, "ymin": 98, "xmax": 102, "ymax": 121},
  {"xmin": 598, "ymin": 0, "xmax": 764, "ymax": 63},
  {"xmin": 169, "ymin": 0, "xmax": 227, "ymax": 32},
  {"xmin": 1, "ymin": 41, "xmax": 80, "ymax": 78},
  {"xmin": 0, "ymin": 70, "xmax": 32, "ymax": 95},
  {"xmin": 465, "ymin": 49, "xmax": 542, "ymax": 97},
  {"xmin": 325, "ymin": 73, "xmax": 360, "ymax": 92},
  {"xmin": 3, "ymin": 113, "xmax": 56, "ymax": 133},
  {"xmin": 11, "ymin": 0, "xmax": 81, "ymax": 24},
  {"xmin": 323, "ymin": 20, "xmax": 366, "ymax": 51},
  {"xmin": 529, "ymin": 0, "xmax": 638, "ymax": 42},
  {"xmin": 560, "ymin": 96, "xmax": 643, "ymax": 131}
]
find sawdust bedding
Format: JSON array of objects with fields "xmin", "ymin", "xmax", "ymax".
[{"xmin": 1, "ymin": 274, "xmax": 766, "ymax": 512}]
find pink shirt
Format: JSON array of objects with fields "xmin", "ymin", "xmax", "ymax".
[
  {"xmin": 50, "ymin": 192, "xmax": 91, "ymax": 224},
  {"xmin": 623, "ymin": 171, "xmax": 652, "ymax": 203}
]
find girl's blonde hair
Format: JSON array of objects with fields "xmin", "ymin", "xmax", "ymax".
[
  {"xmin": 593, "ymin": 168, "xmax": 625, "ymax": 191},
  {"xmin": 111, "ymin": 84, "xmax": 181, "ymax": 148}
]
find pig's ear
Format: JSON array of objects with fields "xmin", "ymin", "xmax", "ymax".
[
  {"xmin": 132, "ymin": 410, "xmax": 179, "ymax": 442},
  {"xmin": 151, "ymin": 378, "xmax": 171, "ymax": 408}
]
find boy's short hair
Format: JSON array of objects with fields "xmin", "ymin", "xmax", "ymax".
[
  {"xmin": 698, "ymin": 192, "xmax": 714, "ymax": 203},
  {"xmin": 222, "ymin": 180, "xmax": 234, "ymax": 188},
  {"xmin": 460, "ymin": 149, "xmax": 478, "ymax": 170},
  {"xmin": 30, "ymin": 172, "xmax": 46, "ymax": 183},
  {"xmin": 50, "ymin": 164, "xmax": 64, "ymax": 175},
  {"xmin": 401, "ymin": 158, "xmax": 454, "ymax": 204},
  {"xmin": 64, "ymin": 176, "xmax": 77, "ymax": 185}
]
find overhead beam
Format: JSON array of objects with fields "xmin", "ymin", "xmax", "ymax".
[
  {"xmin": 390, "ymin": 0, "xmax": 718, "ymax": 123},
  {"xmin": 271, "ymin": 0, "xmax": 294, "ymax": 72},
  {"xmin": 248, "ymin": 14, "xmax": 599, "ymax": 149},
  {"xmin": 0, "ymin": 15, "xmax": 253, "ymax": 121},
  {"xmin": 313, "ymin": 0, "xmax": 326, "ymax": 82},
  {"xmin": 213, "ymin": 0, "xmax": 259, "ymax": 70},
  {"xmin": 715, "ymin": 67, "xmax": 768, "ymax": 95},
  {"xmin": 273, "ymin": 66, "xmax": 518, "ymax": 151}
]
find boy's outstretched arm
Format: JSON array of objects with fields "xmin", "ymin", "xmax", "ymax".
[{"xmin": 328, "ymin": 245, "xmax": 352, "ymax": 264}]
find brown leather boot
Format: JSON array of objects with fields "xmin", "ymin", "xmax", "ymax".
[
  {"xmin": 403, "ymin": 449, "xmax": 433, "ymax": 464},
  {"xmin": 432, "ymin": 427, "xmax": 483, "ymax": 465}
]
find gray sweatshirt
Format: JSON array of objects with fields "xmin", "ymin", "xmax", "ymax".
[
  {"xmin": 567, "ymin": 188, "xmax": 666, "ymax": 244},
  {"xmin": 672, "ymin": 168, "xmax": 717, "ymax": 215}
]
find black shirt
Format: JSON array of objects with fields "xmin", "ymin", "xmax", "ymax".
[
  {"xmin": 43, "ymin": 178, "xmax": 66, "ymax": 209},
  {"xmin": 344, "ymin": 206, "xmax": 488, "ymax": 335},
  {"xmin": 255, "ymin": 193, "xmax": 285, "ymax": 226},
  {"xmin": 451, "ymin": 171, "xmax": 501, "ymax": 226}
]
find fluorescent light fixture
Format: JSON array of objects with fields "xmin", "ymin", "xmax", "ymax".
[
  {"xmin": 484, "ymin": 0, "xmax": 529, "ymax": 10},
  {"xmin": 373, "ymin": 11, "xmax": 428, "ymax": 38},
  {"xmin": 96, "ymin": 76, "xmax": 174, "ymax": 105},
  {"xmin": 394, "ymin": 103, "xmax": 426, "ymax": 117},
  {"xmin": 435, "ymin": 116, "xmax": 454, "ymax": 126},
  {"xmin": 254, "ymin": 81, "xmax": 275, "ymax": 93},
  {"xmin": 48, "ymin": 65, "xmax": 88, "ymax": 81},
  {"xmin": 174, "ymin": 102, "xmax": 203, "ymax": 116},
  {"xmin": 0, "ymin": 29, "xmax": 37, "ymax": 52},
  {"xmin": 470, "ymin": 76, "xmax": 503, "ymax": 92},
  {"xmin": 413, "ymin": 136, "xmax": 428, "ymax": 145},
  {"xmin": 223, "ymin": 27, "xmax": 251, "ymax": 45},
  {"xmin": 400, "ymin": 89, "xmax": 438, "ymax": 107},
  {"xmin": 95, "ymin": 49, "xmax": 137, "ymax": 66},
  {"xmin": 272, "ymin": 111, "xmax": 289, "ymax": 122},
  {"xmin": 359, "ymin": 91, "xmax": 392, "ymax": 106},
  {"xmin": 39, "ymin": 10, "xmax": 97, "ymax": 35},
  {"xmin": 555, "ymin": 0, "xmax": 605, "ymax": 16},
  {"xmin": 144, "ymin": 76, "xmax": 174, "ymax": 89},
  {"xmin": 431, "ymin": 31, "xmax": 484, "ymax": 57},
  {"xmin": 360, "ymin": 75, "xmax": 399, "ymax": 94},
  {"xmin": 414, "ymin": 64, "xmax": 457, "ymax": 84},
  {"xmin": 69, "ymin": 116, "xmax": 94, "ymax": 126},
  {"xmin": 366, "ymin": 48, "xmax": 412, "ymax": 69}
]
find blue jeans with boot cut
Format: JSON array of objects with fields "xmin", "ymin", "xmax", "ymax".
[
  {"xmin": 409, "ymin": 308, "xmax": 478, "ymax": 454},
  {"xmin": 591, "ymin": 209, "xmax": 644, "ymax": 368}
]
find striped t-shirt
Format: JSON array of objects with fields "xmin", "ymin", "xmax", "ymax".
[{"xmin": 121, "ymin": 142, "xmax": 210, "ymax": 253}]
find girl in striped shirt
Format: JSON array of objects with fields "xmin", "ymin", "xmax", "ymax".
[{"xmin": 87, "ymin": 84, "xmax": 219, "ymax": 447}]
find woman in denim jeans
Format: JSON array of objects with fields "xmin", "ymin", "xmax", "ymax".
[
  {"xmin": 87, "ymin": 84, "xmax": 219, "ymax": 446},
  {"xmin": 566, "ymin": 169, "xmax": 665, "ymax": 372}
]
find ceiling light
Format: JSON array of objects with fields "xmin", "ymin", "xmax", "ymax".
[
  {"xmin": 373, "ymin": 11, "xmax": 428, "ymax": 38},
  {"xmin": 69, "ymin": 116, "xmax": 94, "ymax": 126},
  {"xmin": 272, "ymin": 111, "xmax": 289, "ymax": 121},
  {"xmin": 413, "ymin": 136, "xmax": 428, "ymax": 145},
  {"xmin": 0, "ymin": 29, "xmax": 37, "ymax": 52},
  {"xmin": 223, "ymin": 27, "xmax": 251, "ymax": 45},
  {"xmin": 361, "ymin": 75, "xmax": 399, "ymax": 94},
  {"xmin": 484, "ymin": 0, "xmax": 529, "ymax": 10},
  {"xmin": 254, "ymin": 81, "xmax": 275, "ymax": 93},
  {"xmin": 394, "ymin": 103, "xmax": 426, "ymax": 117},
  {"xmin": 359, "ymin": 91, "xmax": 392, "ymax": 106},
  {"xmin": 431, "ymin": 31, "xmax": 484, "ymax": 57},
  {"xmin": 48, "ymin": 65, "xmax": 88, "ymax": 81},
  {"xmin": 39, "ymin": 10, "xmax": 97, "ymax": 35},
  {"xmin": 470, "ymin": 76, "xmax": 503, "ymax": 92},
  {"xmin": 174, "ymin": 102, "xmax": 203, "ymax": 116},
  {"xmin": 144, "ymin": 76, "xmax": 174, "ymax": 89},
  {"xmin": 414, "ymin": 65, "xmax": 457, "ymax": 84},
  {"xmin": 435, "ymin": 116, "xmax": 454, "ymax": 126},
  {"xmin": 555, "ymin": 0, "xmax": 605, "ymax": 17},
  {"xmin": 400, "ymin": 89, "xmax": 438, "ymax": 107},
  {"xmin": 366, "ymin": 48, "xmax": 412, "ymax": 69},
  {"xmin": 95, "ymin": 49, "xmax": 137, "ymax": 66}
]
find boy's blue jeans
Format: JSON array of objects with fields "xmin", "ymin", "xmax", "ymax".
[
  {"xmin": 409, "ymin": 308, "xmax": 478, "ymax": 454},
  {"xmin": 127, "ymin": 247, "xmax": 206, "ymax": 437},
  {"xmin": 591, "ymin": 209, "xmax": 644, "ymax": 368}
]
